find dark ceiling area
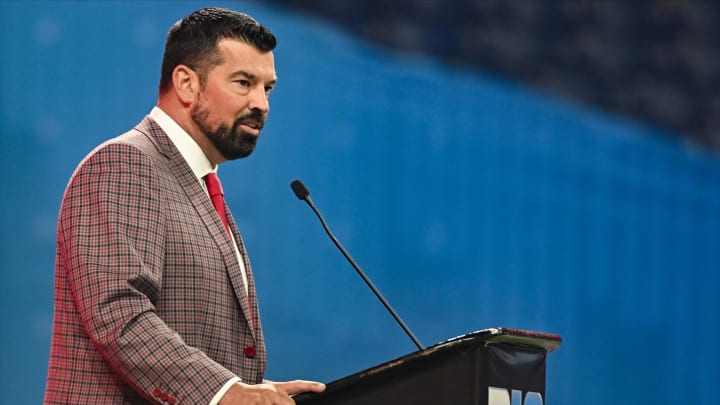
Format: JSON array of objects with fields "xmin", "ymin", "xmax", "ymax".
[{"xmin": 269, "ymin": 0, "xmax": 720, "ymax": 152}]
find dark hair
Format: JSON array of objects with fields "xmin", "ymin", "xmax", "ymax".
[{"xmin": 159, "ymin": 7, "xmax": 276, "ymax": 92}]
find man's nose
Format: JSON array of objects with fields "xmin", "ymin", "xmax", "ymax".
[{"xmin": 248, "ymin": 86, "xmax": 269, "ymax": 113}]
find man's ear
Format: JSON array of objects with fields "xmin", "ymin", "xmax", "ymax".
[{"xmin": 172, "ymin": 65, "xmax": 199, "ymax": 106}]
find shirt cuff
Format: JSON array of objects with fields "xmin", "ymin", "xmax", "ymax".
[{"xmin": 209, "ymin": 376, "xmax": 242, "ymax": 405}]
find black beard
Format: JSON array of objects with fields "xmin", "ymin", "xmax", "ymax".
[{"xmin": 191, "ymin": 107, "xmax": 263, "ymax": 161}]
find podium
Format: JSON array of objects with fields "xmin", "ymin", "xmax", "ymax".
[{"xmin": 294, "ymin": 328, "xmax": 561, "ymax": 405}]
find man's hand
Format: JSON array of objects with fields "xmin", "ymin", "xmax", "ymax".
[{"xmin": 219, "ymin": 380, "xmax": 325, "ymax": 404}]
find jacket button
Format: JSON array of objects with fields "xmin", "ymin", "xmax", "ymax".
[{"xmin": 244, "ymin": 346, "xmax": 256, "ymax": 358}]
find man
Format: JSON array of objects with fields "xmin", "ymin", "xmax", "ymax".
[{"xmin": 44, "ymin": 7, "xmax": 325, "ymax": 404}]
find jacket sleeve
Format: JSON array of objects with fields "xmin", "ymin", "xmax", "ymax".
[{"xmin": 59, "ymin": 142, "xmax": 236, "ymax": 403}]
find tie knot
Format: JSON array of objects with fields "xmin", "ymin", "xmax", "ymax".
[{"xmin": 204, "ymin": 172, "xmax": 224, "ymax": 198}]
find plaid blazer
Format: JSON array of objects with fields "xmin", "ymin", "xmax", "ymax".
[{"xmin": 44, "ymin": 117, "xmax": 266, "ymax": 404}]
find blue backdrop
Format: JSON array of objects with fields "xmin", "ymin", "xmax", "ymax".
[{"xmin": 1, "ymin": 1, "xmax": 719, "ymax": 404}]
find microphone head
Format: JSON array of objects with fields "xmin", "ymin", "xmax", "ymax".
[{"xmin": 290, "ymin": 179, "xmax": 310, "ymax": 201}]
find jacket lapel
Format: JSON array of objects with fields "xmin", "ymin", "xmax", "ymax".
[
  {"xmin": 134, "ymin": 116, "xmax": 257, "ymax": 338},
  {"xmin": 226, "ymin": 212, "xmax": 260, "ymax": 333}
]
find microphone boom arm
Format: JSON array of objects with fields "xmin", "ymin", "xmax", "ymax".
[{"xmin": 300, "ymin": 191, "xmax": 425, "ymax": 351}]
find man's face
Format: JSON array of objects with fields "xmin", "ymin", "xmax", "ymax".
[{"xmin": 191, "ymin": 39, "xmax": 277, "ymax": 161}]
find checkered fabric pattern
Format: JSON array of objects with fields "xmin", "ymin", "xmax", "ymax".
[{"xmin": 44, "ymin": 117, "xmax": 266, "ymax": 404}]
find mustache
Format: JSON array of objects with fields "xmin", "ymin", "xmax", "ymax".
[{"xmin": 233, "ymin": 110, "xmax": 265, "ymax": 132}]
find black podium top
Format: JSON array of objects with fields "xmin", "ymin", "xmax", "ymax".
[
  {"xmin": 295, "ymin": 328, "xmax": 561, "ymax": 405},
  {"xmin": 440, "ymin": 327, "xmax": 562, "ymax": 352}
]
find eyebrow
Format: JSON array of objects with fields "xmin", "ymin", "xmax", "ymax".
[{"xmin": 231, "ymin": 70, "xmax": 278, "ymax": 85}]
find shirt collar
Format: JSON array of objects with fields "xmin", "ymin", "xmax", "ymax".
[{"xmin": 149, "ymin": 106, "xmax": 217, "ymax": 181}]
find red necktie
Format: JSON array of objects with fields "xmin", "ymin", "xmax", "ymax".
[
  {"xmin": 204, "ymin": 173, "xmax": 230, "ymax": 235},
  {"xmin": 204, "ymin": 173, "xmax": 255, "ymax": 329}
]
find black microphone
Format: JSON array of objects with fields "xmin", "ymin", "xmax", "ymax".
[{"xmin": 290, "ymin": 179, "xmax": 425, "ymax": 351}]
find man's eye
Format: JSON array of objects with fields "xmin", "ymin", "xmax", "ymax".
[
  {"xmin": 265, "ymin": 86, "xmax": 274, "ymax": 94},
  {"xmin": 235, "ymin": 80, "xmax": 251, "ymax": 87}
]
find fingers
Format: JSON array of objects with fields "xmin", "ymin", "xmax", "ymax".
[
  {"xmin": 220, "ymin": 382, "xmax": 295, "ymax": 405},
  {"xmin": 272, "ymin": 380, "xmax": 326, "ymax": 396},
  {"xmin": 220, "ymin": 380, "xmax": 326, "ymax": 404}
]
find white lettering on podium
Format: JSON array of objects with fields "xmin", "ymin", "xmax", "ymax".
[{"xmin": 488, "ymin": 387, "xmax": 544, "ymax": 405}]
